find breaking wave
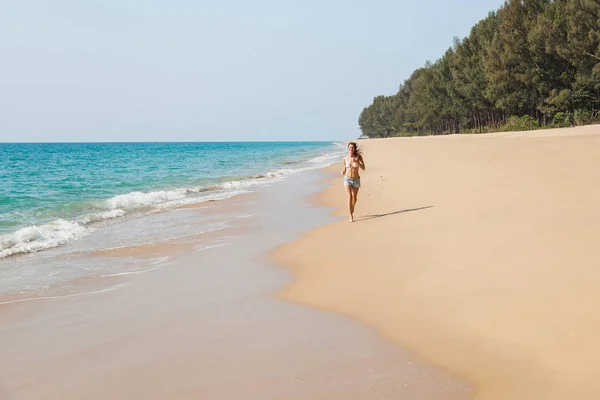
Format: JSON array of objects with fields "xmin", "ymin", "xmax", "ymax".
[{"xmin": 0, "ymin": 146, "xmax": 344, "ymax": 259}]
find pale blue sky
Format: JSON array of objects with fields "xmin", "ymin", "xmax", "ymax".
[{"xmin": 0, "ymin": 0, "xmax": 503, "ymax": 142}]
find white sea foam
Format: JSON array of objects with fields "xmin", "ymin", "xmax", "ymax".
[
  {"xmin": 103, "ymin": 186, "xmax": 254, "ymax": 210},
  {"xmin": 106, "ymin": 189, "xmax": 187, "ymax": 209},
  {"xmin": 0, "ymin": 219, "xmax": 89, "ymax": 259},
  {"xmin": 157, "ymin": 189, "xmax": 251, "ymax": 208},
  {"xmin": 220, "ymin": 178, "xmax": 266, "ymax": 189},
  {"xmin": 78, "ymin": 209, "xmax": 126, "ymax": 225}
]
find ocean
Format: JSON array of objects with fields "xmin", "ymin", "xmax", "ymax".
[{"xmin": 0, "ymin": 141, "xmax": 344, "ymax": 296}]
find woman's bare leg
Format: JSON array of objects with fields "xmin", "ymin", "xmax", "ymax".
[
  {"xmin": 345, "ymin": 184, "xmax": 353, "ymax": 221},
  {"xmin": 351, "ymin": 187, "xmax": 359, "ymax": 217}
]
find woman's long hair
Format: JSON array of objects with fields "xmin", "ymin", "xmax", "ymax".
[{"xmin": 348, "ymin": 142, "xmax": 361, "ymax": 157}]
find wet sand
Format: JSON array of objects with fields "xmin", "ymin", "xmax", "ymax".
[
  {"xmin": 273, "ymin": 125, "xmax": 600, "ymax": 399},
  {"xmin": 0, "ymin": 169, "xmax": 469, "ymax": 399}
]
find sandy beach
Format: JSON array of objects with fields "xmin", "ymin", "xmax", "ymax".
[{"xmin": 274, "ymin": 125, "xmax": 600, "ymax": 399}]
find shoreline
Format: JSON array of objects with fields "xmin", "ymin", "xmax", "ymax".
[
  {"xmin": 273, "ymin": 124, "xmax": 600, "ymax": 399},
  {"xmin": 0, "ymin": 166, "xmax": 468, "ymax": 399}
]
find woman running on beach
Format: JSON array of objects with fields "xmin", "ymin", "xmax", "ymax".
[{"xmin": 341, "ymin": 142, "xmax": 365, "ymax": 222}]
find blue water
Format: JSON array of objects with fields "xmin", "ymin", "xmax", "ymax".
[{"xmin": 0, "ymin": 142, "xmax": 343, "ymax": 259}]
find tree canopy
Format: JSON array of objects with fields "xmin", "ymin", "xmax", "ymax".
[{"xmin": 359, "ymin": 0, "xmax": 600, "ymax": 137}]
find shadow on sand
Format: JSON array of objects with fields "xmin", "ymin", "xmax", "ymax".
[{"xmin": 355, "ymin": 206, "xmax": 433, "ymax": 222}]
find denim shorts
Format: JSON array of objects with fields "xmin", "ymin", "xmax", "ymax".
[{"xmin": 343, "ymin": 176, "xmax": 361, "ymax": 188}]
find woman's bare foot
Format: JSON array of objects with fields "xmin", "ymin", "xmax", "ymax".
[{"xmin": 349, "ymin": 215, "xmax": 354, "ymax": 222}]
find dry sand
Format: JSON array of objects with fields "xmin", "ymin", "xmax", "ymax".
[{"xmin": 273, "ymin": 124, "xmax": 600, "ymax": 399}]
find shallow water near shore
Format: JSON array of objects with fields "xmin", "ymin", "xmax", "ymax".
[
  {"xmin": 0, "ymin": 167, "xmax": 471, "ymax": 399},
  {"xmin": 0, "ymin": 141, "xmax": 342, "ymax": 261}
]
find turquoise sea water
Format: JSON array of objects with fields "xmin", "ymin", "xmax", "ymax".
[{"xmin": 0, "ymin": 142, "xmax": 343, "ymax": 259}]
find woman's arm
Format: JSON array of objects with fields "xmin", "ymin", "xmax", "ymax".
[
  {"xmin": 358, "ymin": 155, "xmax": 366, "ymax": 170},
  {"xmin": 341, "ymin": 156, "xmax": 347, "ymax": 175}
]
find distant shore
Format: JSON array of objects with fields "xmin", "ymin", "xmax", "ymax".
[{"xmin": 274, "ymin": 124, "xmax": 600, "ymax": 399}]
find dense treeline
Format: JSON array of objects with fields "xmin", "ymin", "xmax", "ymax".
[{"xmin": 359, "ymin": 0, "xmax": 600, "ymax": 137}]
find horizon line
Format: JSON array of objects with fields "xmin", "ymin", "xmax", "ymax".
[{"xmin": 0, "ymin": 139, "xmax": 348, "ymax": 144}]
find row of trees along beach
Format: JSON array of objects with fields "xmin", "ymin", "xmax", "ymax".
[{"xmin": 359, "ymin": 0, "xmax": 600, "ymax": 137}]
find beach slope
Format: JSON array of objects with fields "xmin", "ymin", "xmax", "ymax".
[{"xmin": 273, "ymin": 125, "xmax": 600, "ymax": 399}]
